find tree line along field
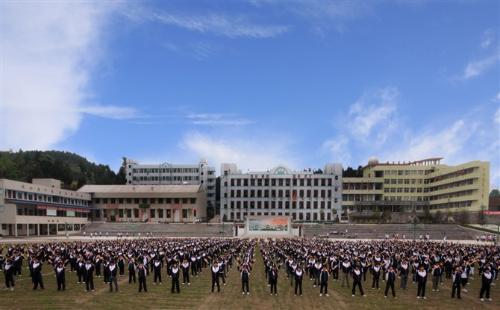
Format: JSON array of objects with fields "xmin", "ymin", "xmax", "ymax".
[{"xmin": 0, "ymin": 246, "xmax": 498, "ymax": 310}]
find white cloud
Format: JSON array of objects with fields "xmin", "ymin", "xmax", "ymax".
[
  {"xmin": 481, "ymin": 29, "xmax": 494, "ymax": 49},
  {"xmin": 347, "ymin": 87, "xmax": 399, "ymax": 141},
  {"xmin": 495, "ymin": 107, "xmax": 500, "ymax": 124},
  {"xmin": 181, "ymin": 131, "xmax": 298, "ymax": 173},
  {"xmin": 321, "ymin": 135, "xmax": 351, "ymax": 165},
  {"xmin": 462, "ymin": 54, "xmax": 500, "ymax": 80},
  {"xmin": 0, "ymin": 2, "xmax": 122, "ymax": 150},
  {"xmin": 186, "ymin": 113, "xmax": 253, "ymax": 126},
  {"xmin": 386, "ymin": 120, "xmax": 477, "ymax": 163},
  {"xmin": 79, "ymin": 105, "xmax": 138, "ymax": 119},
  {"xmin": 138, "ymin": 10, "xmax": 289, "ymax": 38}
]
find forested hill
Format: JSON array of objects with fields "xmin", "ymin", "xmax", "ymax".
[{"xmin": 0, "ymin": 150, "xmax": 126, "ymax": 190}]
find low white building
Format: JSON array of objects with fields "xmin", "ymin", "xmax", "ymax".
[
  {"xmin": 78, "ymin": 184, "xmax": 206, "ymax": 223},
  {"xmin": 125, "ymin": 159, "xmax": 216, "ymax": 210},
  {"xmin": 220, "ymin": 163, "xmax": 343, "ymax": 223},
  {"xmin": 0, "ymin": 179, "xmax": 91, "ymax": 237}
]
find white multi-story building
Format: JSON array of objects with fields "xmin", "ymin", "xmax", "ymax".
[
  {"xmin": 220, "ymin": 163, "xmax": 343, "ymax": 223},
  {"xmin": 0, "ymin": 178, "xmax": 91, "ymax": 237},
  {"xmin": 125, "ymin": 159, "xmax": 216, "ymax": 209}
]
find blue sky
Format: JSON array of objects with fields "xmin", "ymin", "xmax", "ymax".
[{"xmin": 0, "ymin": 0, "xmax": 499, "ymax": 187}]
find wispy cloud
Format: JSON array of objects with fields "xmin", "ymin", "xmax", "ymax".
[
  {"xmin": 122, "ymin": 4, "xmax": 290, "ymax": 39},
  {"xmin": 186, "ymin": 113, "xmax": 254, "ymax": 126},
  {"xmin": 481, "ymin": 29, "xmax": 494, "ymax": 49},
  {"xmin": 249, "ymin": 0, "xmax": 373, "ymax": 34},
  {"xmin": 181, "ymin": 131, "xmax": 298, "ymax": 172},
  {"xmin": 322, "ymin": 87, "xmax": 500, "ymax": 187},
  {"xmin": 321, "ymin": 86, "xmax": 400, "ymax": 166},
  {"xmin": 386, "ymin": 120, "xmax": 477, "ymax": 162},
  {"xmin": 0, "ymin": 2, "xmax": 120, "ymax": 150},
  {"xmin": 462, "ymin": 53, "xmax": 500, "ymax": 80},
  {"xmin": 156, "ymin": 13, "xmax": 289, "ymax": 38},
  {"xmin": 79, "ymin": 105, "xmax": 139, "ymax": 119},
  {"xmin": 321, "ymin": 135, "xmax": 351, "ymax": 165},
  {"xmin": 347, "ymin": 87, "xmax": 399, "ymax": 142}
]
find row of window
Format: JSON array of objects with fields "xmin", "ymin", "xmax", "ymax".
[
  {"xmin": 384, "ymin": 179, "xmax": 424, "ymax": 185},
  {"xmin": 228, "ymin": 211, "xmax": 335, "ymax": 221},
  {"xmin": 132, "ymin": 176, "xmax": 200, "ymax": 182},
  {"xmin": 384, "ymin": 187, "xmax": 423, "ymax": 193},
  {"xmin": 1, "ymin": 224, "xmax": 84, "ymax": 231},
  {"xmin": 225, "ymin": 189, "xmax": 338, "ymax": 199},
  {"xmin": 428, "ymin": 168, "xmax": 477, "ymax": 183},
  {"xmin": 428, "ymin": 190, "xmax": 475, "ymax": 201},
  {"xmin": 382, "ymin": 170, "xmax": 428, "ymax": 176},
  {"xmin": 429, "ymin": 201, "xmax": 472, "ymax": 209},
  {"xmin": 16, "ymin": 207, "xmax": 88, "ymax": 218},
  {"xmin": 103, "ymin": 208, "xmax": 195, "ymax": 219},
  {"xmin": 343, "ymin": 183, "xmax": 383, "ymax": 190},
  {"xmin": 4, "ymin": 190, "xmax": 89, "ymax": 207},
  {"xmin": 226, "ymin": 176, "xmax": 339, "ymax": 187},
  {"xmin": 93, "ymin": 197, "xmax": 197, "ymax": 204},
  {"xmin": 224, "ymin": 199, "xmax": 338, "ymax": 209},
  {"xmin": 427, "ymin": 179, "xmax": 474, "ymax": 192},
  {"xmin": 132, "ymin": 167, "xmax": 200, "ymax": 174}
]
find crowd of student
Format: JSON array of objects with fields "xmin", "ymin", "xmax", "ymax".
[
  {"xmin": 0, "ymin": 238, "xmax": 498, "ymax": 303},
  {"xmin": 260, "ymin": 239, "xmax": 498, "ymax": 302},
  {"xmin": 0, "ymin": 238, "xmax": 253, "ymax": 295}
]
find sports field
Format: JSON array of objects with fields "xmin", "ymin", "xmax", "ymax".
[{"xmin": 0, "ymin": 243, "xmax": 498, "ymax": 310}]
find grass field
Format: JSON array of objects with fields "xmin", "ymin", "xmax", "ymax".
[{"xmin": 0, "ymin": 245, "xmax": 498, "ymax": 310}]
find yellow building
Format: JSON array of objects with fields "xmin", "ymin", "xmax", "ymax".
[{"xmin": 342, "ymin": 158, "xmax": 489, "ymax": 223}]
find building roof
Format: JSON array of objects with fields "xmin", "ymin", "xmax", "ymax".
[{"xmin": 78, "ymin": 184, "xmax": 201, "ymax": 194}]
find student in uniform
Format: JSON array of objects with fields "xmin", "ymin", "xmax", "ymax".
[
  {"xmin": 460, "ymin": 265, "xmax": 469, "ymax": 293},
  {"xmin": 241, "ymin": 264, "xmax": 250, "ymax": 295},
  {"xmin": 352, "ymin": 265, "xmax": 365, "ymax": 297},
  {"xmin": 372, "ymin": 264, "xmax": 381, "ymax": 290},
  {"xmin": 319, "ymin": 265, "xmax": 329, "ymax": 297},
  {"xmin": 479, "ymin": 266, "xmax": 493, "ymax": 302},
  {"xmin": 218, "ymin": 259, "xmax": 226, "ymax": 286},
  {"xmin": 76, "ymin": 259, "xmax": 84, "ymax": 284},
  {"xmin": 3, "ymin": 258, "xmax": 15, "ymax": 291},
  {"xmin": 451, "ymin": 266, "xmax": 462, "ymax": 299},
  {"xmin": 181, "ymin": 259, "xmax": 190, "ymax": 285},
  {"xmin": 294, "ymin": 265, "xmax": 303, "ymax": 296},
  {"xmin": 108, "ymin": 261, "xmax": 118, "ymax": 292},
  {"xmin": 431, "ymin": 263, "xmax": 441, "ymax": 292},
  {"xmin": 138, "ymin": 263, "xmax": 147, "ymax": 293},
  {"xmin": 55, "ymin": 261, "xmax": 65, "ymax": 291},
  {"xmin": 128, "ymin": 258, "xmax": 136, "ymax": 284},
  {"xmin": 31, "ymin": 258, "xmax": 44, "ymax": 290},
  {"xmin": 95, "ymin": 256, "xmax": 102, "ymax": 278},
  {"xmin": 153, "ymin": 258, "xmax": 162, "ymax": 285},
  {"xmin": 341, "ymin": 259, "xmax": 351, "ymax": 288},
  {"xmin": 103, "ymin": 261, "xmax": 110, "ymax": 284},
  {"xmin": 170, "ymin": 261, "xmax": 180, "ymax": 294},
  {"xmin": 190, "ymin": 256, "xmax": 197, "ymax": 277},
  {"xmin": 84, "ymin": 260, "xmax": 95, "ymax": 292},
  {"xmin": 399, "ymin": 260, "xmax": 409, "ymax": 290},
  {"xmin": 268, "ymin": 264, "xmax": 278, "ymax": 296},
  {"xmin": 313, "ymin": 260, "xmax": 322, "ymax": 288},
  {"xmin": 211, "ymin": 261, "xmax": 220, "ymax": 293},
  {"xmin": 118, "ymin": 256, "xmax": 125, "ymax": 276},
  {"xmin": 384, "ymin": 266, "xmax": 396, "ymax": 298},
  {"xmin": 416, "ymin": 265, "xmax": 427, "ymax": 299}
]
